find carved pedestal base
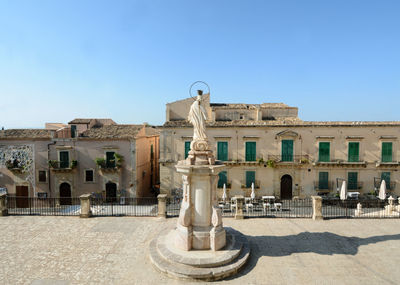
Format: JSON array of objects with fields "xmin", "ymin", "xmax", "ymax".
[{"xmin": 210, "ymin": 226, "xmax": 226, "ymax": 251}]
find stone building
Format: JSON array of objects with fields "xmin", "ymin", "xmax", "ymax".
[
  {"xmin": 160, "ymin": 94, "xmax": 400, "ymax": 199},
  {"xmin": 0, "ymin": 119, "xmax": 159, "ymax": 202}
]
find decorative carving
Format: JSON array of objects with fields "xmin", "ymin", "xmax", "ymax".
[
  {"xmin": 0, "ymin": 145, "xmax": 34, "ymax": 187},
  {"xmin": 178, "ymin": 201, "xmax": 191, "ymax": 227},
  {"xmin": 211, "ymin": 206, "xmax": 222, "ymax": 228}
]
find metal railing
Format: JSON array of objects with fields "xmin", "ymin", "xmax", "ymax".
[
  {"xmin": 322, "ymin": 198, "xmax": 399, "ymax": 219},
  {"xmin": 7, "ymin": 196, "xmax": 81, "ymax": 216},
  {"xmin": 90, "ymin": 197, "xmax": 158, "ymax": 217},
  {"xmin": 267, "ymin": 154, "xmax": 310, "ymax": 163},
  {"xmin": 242, "ymin": 198, "xmax": 312, "ymax": 218},
  {"xmin": 314, "ymin": 181, "xmax": 335, "ymax": 191}
]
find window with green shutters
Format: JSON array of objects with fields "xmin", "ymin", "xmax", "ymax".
[
  {"xmin": 348, "ymin": 142, "xmax": 359, "ymax": 162},
  {"xmin": 318, "ymin": 172, "xmax": 329, "ymax": 189},
  {"xmin": 217, "ymin": 142, "xmax": 228, "ymax": 161},
  {"xmin": 381, "ymin": 172, "xmax": 391, "ymax": 189},
  {"xmin": 348, "ymin": 172, "xmax": 358, "ymax": 190},
  {"xmin": 218, "ymin": 171, "xmax": 227, "ymax": 188},
  {"xmin": 281, "ymin": 140, "xmax": 293, "ymax": 161},
  {"xmin": 59, "ymin": 151, "xmax": 69, "ymax": 168},
  {"xmin": 184, "ymin": 141, "xmax": 191, "ymax": 159},
  {"xmin": 318, "ymin": 142, "xmax": 330, "ymax": 162},
  {"xmin": 245, "ymin": 171, "xmax": 256, "ymax": 188},
  {"xmin": 245, "ymin": 142, "xmax": 256, "ymax": 161},
  {"xmin": 106, "ymin": 151, "xmax": 116, "ymax": 168},
  {"xmin": 381, "ymin": 142, "xmax": 393, "ymax": 162}
]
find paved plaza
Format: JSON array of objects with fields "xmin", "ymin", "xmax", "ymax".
[{"xmin": 0, "ymin": 216, "xmax": 399, "ymax": 285}]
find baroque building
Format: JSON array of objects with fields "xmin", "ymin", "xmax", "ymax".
[
  {"xmin": 160, "ymin": 94, "xmax": 400, "ymax": 199},
  {"xmin": 0, "ymin": 119, "xmax": 159, "ymax": 203}
]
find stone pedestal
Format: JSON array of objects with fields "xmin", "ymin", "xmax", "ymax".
[
  {"xmin": 0, "ymin": 194, "xmax": 8, "ymax": 216},
  {"xmin": 312, "ymin": 196, "xmax": 323, "ymax": 220},
  {"xmin": 157, "ymin": 194, "xmax": 167, "ymax": 218},
  {"xmin": 79, "ymin": 194, "xmax": 92, "ymax": 218},
  {"xmin": 233, "ymin": 196, "xmax": 244, "ymax": 220}
]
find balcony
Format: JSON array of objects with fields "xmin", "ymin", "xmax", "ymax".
[
  {"xmin": 267, "ymin": 155, "xmax": 310, "ymax": 164},
  {"xmin": 217, "ymin": 182, "xmax": 232, "ymax": 189},
  {"xmin": 314, "ymin": 181, "xmax": 334, "ymax": 194},
  {"xmin": 95, "ymin": 155, "xmax": 123, "ymax": 173},
  {"xmin": 241, "ymin": 180, "xmax": 260, "ymax": 189},
  {"xmin": 347, "ymin": 181, "xmax": 363, "ymax": 191},
  {"xmin": 374, "ymin": 179, "xmax": 396, "ymax": 191},
  {"xmin": 48, "ymin": 160, "xmax": 77, "ymax": 172},
  {"xmin": 5, "ymin": 159, "xmax": 27, "ymax": 173}
]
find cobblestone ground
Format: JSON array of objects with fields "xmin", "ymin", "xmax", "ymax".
[{"xmin": 1, "ymin": 216, "xmax": 399, "ymax": 285}]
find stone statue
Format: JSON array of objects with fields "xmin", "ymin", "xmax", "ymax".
[{"xmin": 188, "ymin": 91, "xmax": 207, "ymax": 142}]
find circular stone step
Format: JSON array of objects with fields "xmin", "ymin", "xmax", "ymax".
[{"xmin": 149, "ymin": 227, "xmax": 251, "ymax": 281}]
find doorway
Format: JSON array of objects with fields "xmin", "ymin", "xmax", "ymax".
[
  {"xmin": 16, "ymin": 186, "xmax": 29, "ymax": 208},
  {"xmin": 280, "ymin": 175, "xmax": 293, "ymax": 199},
  {"xmin": 106, "ymin": 182, "xmax": 117, "ymax": 203},
  {"xmin": 59, "ymin": 182, "xmax": 72, "ymax": 205}
]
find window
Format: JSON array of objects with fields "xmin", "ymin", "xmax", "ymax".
[
  {"xmin": 381, "ymin": 142, "xmax": 393, "ymax": 162},
  {"xmin": 85, "ymin": 169, "xmax": 94, "ymax": 182},
  {"xmin": 245, "ymin": 171, "xmax": 256, "ymax": 188},
  {"xmin": 348, "ymin": 172, "xmax": 358, "ymax": 190},
  {"xmin": 218, "ymin": 171, "xmax": 227, "ymax": 188},
  {"xmin": 150, "ymin": 144, "xmax": 154, "ymax": 160},
  {"xmin": 245, "ymin": 141, "xmax": 256, "ymax": 161},
  {"xmin": 348, "ymin": 142, "xmax": 359, "ymax": 162},
  {"xmin": 381, "ymin": 172, "xmax": 391, "ymax": 189},
  {"xmin": 106, "ymin": 151, "xmax": 116, "ymax": 168},
  {"xmin": 281, "ymin": 140, "xmax": 293, "ymax": 161},
  {"xmin": 184, "ymin": 141, "xmax": 191, "ymax": 159},
  {"xmin": 318, "ymin": 172, "xmax": 329, "ymax": 189},
  {"xmin": 318, "ymin": 142, "xmax": 330, "ymax": 162},
  {"xmin": 38, "ymin": 170, "xmax": 47, "ymax": 183},
  {"xmin": 71, "ymin": 125, "xmax": 77, "ymax": 138},
  {"xmin": 217, "ymin": 142, "xmax": 228, "ymax": 161},
  {"xmin": 59, "ymin": 151, "xmax": 70, "ymax": 168}
]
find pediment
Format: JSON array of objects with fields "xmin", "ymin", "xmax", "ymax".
[{"xmin": 275, "ymin": 130, "xmax": 299, "ymax": 138}]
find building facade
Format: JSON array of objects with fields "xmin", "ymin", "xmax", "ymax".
[
  {"xmin": 160, "ymin": 94, "xmax": 400, "ymax": 199},
  {"xmin": 0, "ymin": 119, "xmax": 159, "ymax": 202}
]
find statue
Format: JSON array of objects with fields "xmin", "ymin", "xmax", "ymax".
[{"xmin": 188, "ymin": 90, "xmax": 208, "ymax": 142}]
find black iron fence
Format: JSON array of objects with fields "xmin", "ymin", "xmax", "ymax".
[
  {"xmin": 91, "ymin": 197, "xmax": 158, "ymax": 217},
  {"xmin": 242, "ymin": 198, "xmax": 312, "ymax": 218},
  {"xmin": 322, "ymin": 198, "xmax": 399, "ymax": 219},
  {"xmin": 7, "ymin": 196, "xmax": 81, "ymax": 216}
]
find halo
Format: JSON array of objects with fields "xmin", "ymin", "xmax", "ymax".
[{"xmin": 189, "ymin": 81, "xmax": 210, "ymax": 100}]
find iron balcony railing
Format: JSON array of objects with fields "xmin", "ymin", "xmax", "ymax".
[
  {"xmin": 347, "ymin": 181, "xmax": 363, "ymax": 190},
  {"xmin": 374, "ymin": 178, "xmax": 396, "ymax": 190},
  {"xmin": 240, "ymin": 180, "xmax": 260, "ymax": 189},
  {"xmin": 314, "ymin": 181, "xmax": 335, "ymax": 191}
]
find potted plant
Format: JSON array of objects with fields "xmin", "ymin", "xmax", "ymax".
[
  {"xmin": 71, "ymin": 160, "xmax": 78, "ymax": 169},
  {"xmin": 266, "ymin": 159, "xmax": 276, "ymax": 168},
  {"xmin": 95, "ymin": 158, "xmax": 106, "ymax": 168}
]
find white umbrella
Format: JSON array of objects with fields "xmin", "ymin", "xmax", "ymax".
[
  {"xmin": 378, "ymin": 180, "xmax": 386, "ymax": 200},
  {"xmin": 251, "ymin": 182, "xmax": 256, "ymax": 200},
  {"xmin": 340, "ymin": 180, "xmax": 347, "ymax": 200},
  {"xmin": 222, "ymin": 183, "xmax": 227, "ymax": 202}
]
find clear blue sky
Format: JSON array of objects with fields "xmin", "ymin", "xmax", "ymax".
[{"xmin": 1, "ymin": 0, "xmax": 399, "ymax": 128}]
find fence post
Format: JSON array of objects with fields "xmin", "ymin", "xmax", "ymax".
[
  {"xmin": 157, "ymin": 194, "xmax": 167, "ymax": 218},
  {"xmin": 0, "ymin": 194, "xmax": 8, "ymax": 216},
  {"xmin": 234, "ymin": 195, "xmax": 244, "ymax": 220},
  {"xmin": 311, "ymin": 196, "xmax": 323, "ymax": 220},
  {"xmin": 80, "ymin": 194, "xmax": 92, "ymax": 218}
]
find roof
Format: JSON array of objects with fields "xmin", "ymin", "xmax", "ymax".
[
  {"xmin": 209, "ymin": 102, "xmax": 292, "ymax": 109},
  {"xmin": 0, "ymin": 129, "xmax": 53, "ymax": 139},
  {"xmin": 80, "ymin": 125, "xmax": 144, "ymax": 139},
  {"xmin": 163, "ymin": 120, "xmax": 400, "ymax": 128},
  {"xmin": 68, "ymin": 118, "xmax": 116, "ymax": 125}
]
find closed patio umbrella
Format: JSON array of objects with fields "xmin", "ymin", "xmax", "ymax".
[
  {"xmin": 378, "ymin": 180, "xmax": 386, "ymax": 200},
  {"xmin": 222, "ymin": 183, "xmax": 227, "ymax": 202},
  {"xmin": 340, "ymin": 180, "xmax": 347, "ymax": 200},
  {"xmin": 251, "ymin": 182, "xmax": 256, "ymax": 200}
]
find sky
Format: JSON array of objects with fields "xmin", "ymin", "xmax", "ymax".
[{"xmin": 0, "ymin": 0, "xmax": 399, "ymax": 128}]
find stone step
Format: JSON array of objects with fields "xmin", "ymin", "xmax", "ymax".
[{"xmin": 149, "ymin": 228, "xmax": 251, "ymax": 281}]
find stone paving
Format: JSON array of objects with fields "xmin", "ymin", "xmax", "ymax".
[{"xmin": 0, "ymin": 216, "xmax": 399, "ymax": 285}]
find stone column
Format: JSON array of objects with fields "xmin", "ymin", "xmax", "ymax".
[
  {"xmin": 0, "ymin": 194, "xmax": 8, "ymax": 216},
  {"xmin": 234, "ymin": 195, "xmax": 244, "ymax": 220},
  {"xmin": 311, "ymin": 196, "xmax": 323, "ymax": 220},
  {"xmin": 79, "ymin": 194, "xmax": 92, "ymax": 218},
  {"xmin": 157, "ymin": 194, "xmax": 167, "ymax": 218}
]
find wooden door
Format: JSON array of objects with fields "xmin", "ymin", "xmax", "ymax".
[
  {"xmin": 280, "ymin": 175, "xmax": 292, "ymax": 199},
  {"xmin": 106, "ymin": 182, "xmax": 117, "ymax": 203},
  {"xmin": 16, "ymin": 186, "xmax": 29, "ymax": 208},
  {"xmin": 59, "ymin": 183, "xmax": 72, "ymax": 205}
]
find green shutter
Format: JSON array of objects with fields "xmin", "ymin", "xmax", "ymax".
[
  {"xmin": 382, "ymin": 142, "xmax": 393, "ymax": 162},
  {"xmin": 319, "ymin": 142, "xmax": 330, "ymax": 162},
  {"xmin": 246, "ymin": 171, "xmax": 256, "ymax": 188},
  {"xmin": 217, "ymin": 142, "xmax": 228, "ymax": 161},
  {"xmin": 348, "ymin": 172, "xmax": 358, "ymax": 190},
  {"xmin": 70, "ymin": 125, "xmax": 76, "ymax": 138},
  {"xmin": 184, "ymin": 141, "xmax": 191, "ymax": 159},
  {"xmin": 218, "ymin": 171, "xmax": 227, "ymax": 188},
  {"xmin": 348, "ymin": 142, "xmax": 359, "ymax": 162},
  {"xmin": 59, "ymin": 151, "xmax": 69, "ymax": 168},
  {"xmin": 318, "ymin": 172, "xmax": 329, "ymax": 189},
  {"xmin": 245, "ymin": 142, "xmax": 256, "ymax": 161},
  {"xmin": 106, "ymin": 152, "xmax": 115, "ymax": 168},
  {"xmin": 281, "ymin": 140, "xmax": 293, "ymax": 161},
  {"xmin": 381, "ymin": 172, "xmax": 391, "ymax": 189}
]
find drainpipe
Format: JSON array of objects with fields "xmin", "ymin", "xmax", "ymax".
[{"xmin": 47, "ymin": 140, "xmax": 56, "ymax": 198}]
